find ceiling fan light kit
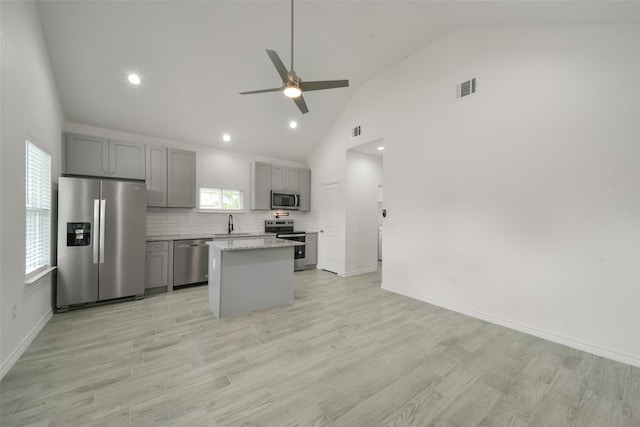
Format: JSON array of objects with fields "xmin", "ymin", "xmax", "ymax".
[
  {"xmin": 283, "ymin": 84, "xmax": 302, "ymax": 98},
  {"xmin": 239, "ymin": 0, "xmax": 349, "ymax": 113}
]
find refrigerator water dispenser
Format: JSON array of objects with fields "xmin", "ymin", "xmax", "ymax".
[{"xmin": 66, "ymin": 222, "xmax": 91, "ymax": 246}]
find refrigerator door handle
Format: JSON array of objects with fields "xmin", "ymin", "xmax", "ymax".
[
  {"xmin": 99, "ymin": 199, "xmax": 106, "ymax": 264},
  {"xmin": 93, "ymin": 199, "xmax": 100, "ymax": 264}
]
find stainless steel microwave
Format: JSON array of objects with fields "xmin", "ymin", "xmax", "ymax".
[{"xmin": 271, "ymin": 191, "xmax": 300, "ymax": 210}]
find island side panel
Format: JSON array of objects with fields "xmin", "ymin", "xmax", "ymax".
[
  {"xmin": 208, "ymin": 245, "xmax": 222, "ymax": 317},
  {"xmin": 219, "ymin": 247, "xmax": 294, "ymax": 318}
]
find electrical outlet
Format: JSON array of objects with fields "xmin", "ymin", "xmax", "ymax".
[
  {"xmin": 451, "ymin": 275, "xmax": 458, "ymax": 285},
  {"xmin": 11, "ymin": 302, "xmax": 17, "ymax": 320}
]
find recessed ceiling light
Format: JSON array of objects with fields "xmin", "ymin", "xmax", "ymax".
[
  {"xmin": 377, "ymin": 146, "xmax": 384, "ymax": 151},
  {"xmin": 222, "ymin": 134, "xmax": 231, "ymax": 142},
  {"xmin": 128, "ymin": 74, "xmax": 141, "ymax": 85},
  {"xmin": 289, "ymin": 121, "xmax": 298, "ymax": 129}
]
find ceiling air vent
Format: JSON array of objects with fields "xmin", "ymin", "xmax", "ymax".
[
  {"xmin": 351, "ymin": 125, "xmax": 361, "ymax": 139},
  {"xmin": 456, "ymin": 78, "xmax": 477, "ymax": 100}
]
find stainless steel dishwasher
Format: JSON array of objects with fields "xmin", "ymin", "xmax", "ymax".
[{"xmin": 173, "ymin": 239, "xmax": 212, "ymax": 286}]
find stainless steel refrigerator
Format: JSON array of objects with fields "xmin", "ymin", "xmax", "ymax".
[{"xmin": 56, "ymin": 177, "xmax": 146, "ymax": 310}]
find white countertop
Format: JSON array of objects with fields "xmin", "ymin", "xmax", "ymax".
[
  {"xmin": 207, "ymin": 237, "xmax": 304, "ymax": 251},
  {"xmin": 146, "ymin": 232, "xmax": 276, "ymax": 242}
]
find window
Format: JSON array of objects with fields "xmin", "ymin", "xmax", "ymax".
[
  {"xmin": 25, "ymin": 140, "xmax": 52, "ymax": 276},
  {"xmin": 199, "ymin": 187, "xmax": 243, "ymax": 211}
]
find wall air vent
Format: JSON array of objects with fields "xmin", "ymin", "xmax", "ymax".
[
  {"xmin": 456, "ymin": 77, "xmax": 477, "ymax": 100},
  {"xmin": 351, "ymin": 125, "xmax": 361, "ymax": 139}
]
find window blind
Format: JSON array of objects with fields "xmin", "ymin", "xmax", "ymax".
[{"xmin": 25, "ymin": 140, "xmax": 51, "ymax": 276}]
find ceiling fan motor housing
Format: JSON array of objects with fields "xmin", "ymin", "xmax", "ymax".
[{"xmin": 288, "ymin": 71, "xmax": 301, "ymax": 84}]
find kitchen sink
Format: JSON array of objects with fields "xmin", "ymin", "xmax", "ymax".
[{"xmin": 212, "ymin": 233, "xmax": 263, "ymax": 238}]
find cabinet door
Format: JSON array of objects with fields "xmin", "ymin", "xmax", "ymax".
[
  {"xmin": 145, "ymin": 242, "xmax": 169, "ymax": 289},
  {"xmin": 285, "ymin": 167, "xmax": 299, "ymax": 193},
  {"xmin": 305, "ymin": 233, "xmax": 318, "ymax": 266},
  {"xmin": 65, "ymin": 133, "xmax": 109, "ymax": 176},
  {"xmin": 271, "ymin": 165, "xmax": 300, "ymax": 192},
  {"xmin": 298, "ymin": 168, "xmax": 311, "ymax": 211},
  {"xmin": 271, "ymin": 165, "xmax": 286, "ymax": 191},
  {"xmin": 167, "ymin": 149, "xmax": 196, "ymax": 208},
  {"xmin": 146, "ymin": 146, "xmax": 167, "ymax": 207},
  {"xmin": 251, "ymin": 162, "xmax": 271, "ymax": 210},
  {"xmin": 109, "ymin": 140, "xmax": 146, "ymax": 179}
]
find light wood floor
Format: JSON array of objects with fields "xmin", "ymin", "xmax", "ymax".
[{"xmin": 1, "ymin": 268, "xmax": 638, "ymax": 426}]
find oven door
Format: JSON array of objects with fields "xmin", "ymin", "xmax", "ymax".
[{"xmin": 278, "ymin": 233, "xmax": 306, "ymax": 270}]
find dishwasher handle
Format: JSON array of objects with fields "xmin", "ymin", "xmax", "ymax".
[{"xmin": 175, "ymin": 241, "xmax": 211, "ymax": 249}]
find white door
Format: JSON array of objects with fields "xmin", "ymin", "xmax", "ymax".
[
  {"xmin": 320, "ymin": 182, "xmax": 340, "ymax": 273},
  {"xmin": 378, "ymin": 185, "xmax": 383, "ymax": 261}
]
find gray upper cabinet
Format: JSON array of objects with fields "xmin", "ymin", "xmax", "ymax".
[
  {"xmin": 271, "ymin": 165, "xmax": 299, "ymax": 193},
  {"xmin": 65, "ymin": 133, "xmax": 109, "ymax": 176},
  {"xmin": 298, "ymin": 168, "xmax": 311, "ymax": 211},
  {"xmin": 65, "ymin": 133, "xmax": 145, "ymax": 180},
  {"xmin": 145, "ymin": 146, "xmax": 196, "ymax": 208},
  {"xmin": 145, "ymin": 145, "xmax": 167, "ymax": 207},
  {"xmin": 167, "ymin": 149, "xmax": 196, "ymax": 208},
  {"xmin": 285, "ymin": 167, "xmax": 300, "ymax": 193},
  {"xmin": 109, "ymin": 139, "xmax": 146, "ymax": 180},
  {"xmin": 270, "ymin": 165, "xmax": 286, "ymax": 191},
  {"xmin": 250, "ymin": 162, "xmax": 311, "ymax": 211},
  {"xmin": 251, "ymin": 162, "xmax": 271, "ymax": 210}
]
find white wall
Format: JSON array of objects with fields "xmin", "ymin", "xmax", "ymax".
[
  {"xmin": 345, "ymin": 150, "xmax": 383, "ymax": 276},
  {"xmin": 309, "ymin": 24, "xmax": 640, "ymax": 367},
  {"xmin": 1, "ymin": 1, "xmax": 65, "ymax": 378},
  {"xmin": 63, "ymin": 123, "xmax": 317, "ymax": 237}
]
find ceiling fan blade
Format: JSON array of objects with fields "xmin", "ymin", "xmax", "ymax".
[
  {"xmin": 266, "ymin": 49, "xmax": 290, "ymax": 83},
  {"xmin": 293, "ymin": 95, "xmax": 309, "ymax": 114},
  {"xmin": 239, "ymin": 88, "xmax": 282, "ymax": 95},
  {"xmin": 300, "ymin": 80, "xmax": 349, "ymax": 92}
]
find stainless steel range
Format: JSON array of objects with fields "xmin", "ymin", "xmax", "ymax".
[{"xmin": 265, "ymin": 220, "xmax": 306, "ymax": 271}]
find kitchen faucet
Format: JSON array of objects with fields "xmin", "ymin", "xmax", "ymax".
[{"xmin": 228, "ymin": 214, "xmax": 234, "ymax": 234}]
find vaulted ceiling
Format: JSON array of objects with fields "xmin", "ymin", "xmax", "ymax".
[{"xmin": 36, "ymin": 1, "xmax": 637, "ymax": 161}]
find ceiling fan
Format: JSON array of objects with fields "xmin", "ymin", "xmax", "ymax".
[{"xmin": 239, "ymin": 0, "xmax": 349, "ymax": 114}]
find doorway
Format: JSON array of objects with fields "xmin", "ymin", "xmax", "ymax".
[{"xmin": 345, "ymin": 139, "xmax": 384, "ymax": 275}]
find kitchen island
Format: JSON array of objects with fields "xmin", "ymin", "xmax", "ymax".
[{"xmin": 206, "ymin": 237, "xmax": 304, "ymax": 318}]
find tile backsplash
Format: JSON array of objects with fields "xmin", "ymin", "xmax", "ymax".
[{"xmin": 146, "ymin": 208, "xmax": 319, "ymax": 237}]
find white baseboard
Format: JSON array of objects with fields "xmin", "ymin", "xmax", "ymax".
[
  {"xmin": 382, "ymin": 283, "xmax": 640, "ymax": 369},
  {"xmin": 0, "ymin": 309, "xmax": 53, "ymax": 380},
  {"xmin": 344, "ymin": 266, "xmax": 378, "ymax": 278}
]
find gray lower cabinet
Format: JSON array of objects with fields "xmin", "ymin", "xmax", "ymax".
[
  {"xmin": 65, "ymin": 133, "xmax": 145, "ymax": 180},
  {"xmin": 305, "ymin": 232, "xmax": 318, "ymax": 268},
  {"xmin": 251, "ymin": 162, "xmax": 271, "ymax": 210},
  {"xmin": 145, "ymin": 241, "xmax": 169, "ymax": 289},
  {"xmin": 167, "ymin": 149, "xmax": 196, "ymax": 208}
]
